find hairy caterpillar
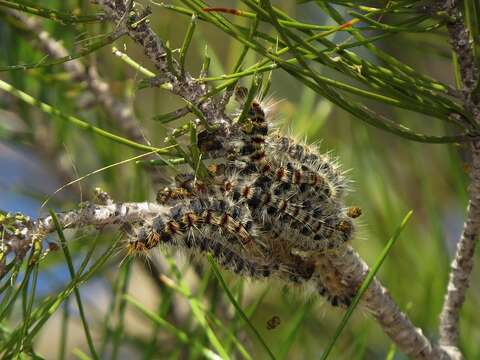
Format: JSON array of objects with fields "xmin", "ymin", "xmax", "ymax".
[{"xmin": 270, "ymin": 134, "xmax": 348, "ymax": 200}]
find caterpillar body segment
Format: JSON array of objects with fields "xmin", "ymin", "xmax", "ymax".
[
  {"xmin": 268, "ymin": 134, "xmax": 348, "ymax": 200},
  {"xmin": 316, "ymin": 282, "xmax": 354, "ymax": 307},
  {"xmin": 231, "ymin": 143, "xmax": 339, "ymax": 207},
  {"xmin": 262, "ymin": 212, "xmax": 354, "ymax": 252},
  {"xmin": 243, "ymin": 101, "xmax": 269, "ymax": 143},
  {"xmin": 156, "ymin": 187, "xmax": 192, "ymax": 205},
  {"xmin": 154, "ymin": 168, "xmax": 355, "ymax": 254},
  {"xmin": 311, "ymin": 255, "xmax": 357, "ymax": 307},
  {"xmin": 156, "ymin": 172, "xmax": 214, "ymax": 207},
  {"xmin": 231, "ymin": 90, "xmax": 273, "ymax": 176},
  {"xmin": 207, "ymin": 243, "xmax": 277, "ymax": 279},
  {"xmin": 128, "ymin": 205, "xmax": 292, "ymax": 281},
  {"xmin": 233, "ymin": 153, "xmax": 336, "ymax": 200}
]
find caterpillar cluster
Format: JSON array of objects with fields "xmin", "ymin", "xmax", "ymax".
[{"xmin": 126, "ymin": 89, "xmax": 361, "ymax": 306}]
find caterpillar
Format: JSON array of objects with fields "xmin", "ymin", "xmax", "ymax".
[
  {"xmin": 268, "ymin": 134, "xmax": 348, "ymax": 200},
  {"xmin": 129, "ymin": 221, "xmax": 278, "ymax": 279}
]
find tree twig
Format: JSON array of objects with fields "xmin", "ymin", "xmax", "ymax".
[
  {"xmin": 323, "ymin": 249, "xmax": 448, "ymax": 359},
  {"xmin": 91, "ymin": 0, "xmax": 224, "ymax": 127},
  {"xmin": 436, "ymin": 0, "xmax": 480, "ymax": 352}
]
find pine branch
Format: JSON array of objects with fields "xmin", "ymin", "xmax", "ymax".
[
  {"xmin": 324, "ymin": 249, "xmax": 448, "ymax": 359},
  {"xmin": 91, "ymin": 0, "xmax": 226, "ymax": 127},
  {"xmin": 436, "ymin": 0, "xmax": 480, "ymax": 352},
  {"xmin": 1, "ymin": 201, "xmax": 165, "ymax": 263}
]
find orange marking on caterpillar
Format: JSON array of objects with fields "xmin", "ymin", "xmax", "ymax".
[
  {"xmin": 275, "ymin": 167, "xmax": 288, "ymax": 182},
  {"xmin": 127, "ymin": 241, "xmax": 147, "ymax": 256},
  {"xmin": 242, "ymin": 185, "xmax": 254, "ymax": 199},
  {"xmin": 147, "ymin": 231, "xmax": 161, "ymax": 249},
  {"xmin": 156, "ymin": 187, "xmax": 191, "ymax": 204},
  {"xmin": 223, "ymin": 180, "xmax": 234, "ymax": 192},
  {"xmin": 167, "ymin": 221, "xmax": 180, "ymax": 234},
  {"xmin": 185, "ymin": 212, "xmax": 197, "ymax": 227},
  {"xmin": 233, "ymin": 222, "xmax": 253, "ymax": 248},
  {"xmin": 294, "ymin": 170, "xmax": 302, "ymax": 184}
]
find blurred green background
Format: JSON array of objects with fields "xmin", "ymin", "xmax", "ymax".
[{"xmin": 0, "ymin": 1, "xmax": 478, "ymax": 359}]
